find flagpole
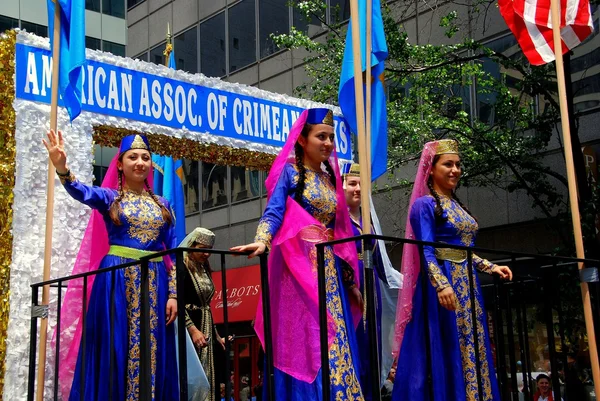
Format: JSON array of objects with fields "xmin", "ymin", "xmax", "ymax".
[
  {"xmin": 549, "ymin": 0, "xmax": 600, "ymax": 393},
  {"xmin": 364, "ymin": 0, "xmax": 373, "ymax": 227},
  {"xmin": 36, "ymin": 1, "xmax": 61, "ymax": 399},
  {"xmin": 349, "ymin": 0, "xmax": 371, "ymax": 235}
]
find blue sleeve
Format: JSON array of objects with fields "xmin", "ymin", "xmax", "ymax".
[
  {"xmin": 62, "ymin": 179, "xmax": 114, "ymax": 212},
  {"xmin": 160, "ymin": 198, "xmax": 179, "ymax": 298},
  {"xmin": 254, "ymin": 165, "xmax": 295, "ymax": 248},
  {"xmin": 409, "ymin": 197, "xmax": 450, "ymax": 291}
]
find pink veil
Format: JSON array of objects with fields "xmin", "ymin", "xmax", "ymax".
[
  {"xmin": 254, "ymin": 109, "xmax": 360, "ymax": 383},
  {"xmin": 55, "ymin": 147, "xmax": 154, "ymax": 399},
  {"xmin": 392, "ymin": 140, "xmax": 438, "ymax": 356}
]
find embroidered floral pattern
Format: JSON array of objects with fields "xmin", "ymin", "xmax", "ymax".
[{"xmin": 121, "ymin": 191, "xmax": 165, "ymax": 244}]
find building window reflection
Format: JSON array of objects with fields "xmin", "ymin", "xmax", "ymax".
[
  {"xmin": 174, "ymin": 27, "xmax": 198, "ymax": 73},
  {"xmin": 202, "ymin": 162, "xmax": 228, "ymax": 210},
  {"xmin": 231, "ymin": 167, "xmax": 261, "ymax": 203},
  {"xmin": 228, "ymin": 0, "xmax": 257, "ymax": 72},
  {"xmin": 183, "ymin": 159, "xmax": 200, "ymax": 215}
]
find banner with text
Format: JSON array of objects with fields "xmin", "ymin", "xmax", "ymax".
[{"xmin": 15, "ymin": 43, "xmax": 352, "ymax": 159}]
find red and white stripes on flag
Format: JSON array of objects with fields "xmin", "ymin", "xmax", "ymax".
[{"xmin": 499, "ymin": 0, "xmax": 594, "ymax": 65}]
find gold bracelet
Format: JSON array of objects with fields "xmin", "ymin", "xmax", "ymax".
[{"xmin": 57, "ymin": 170, "xmax": 76, "ymax": 185}]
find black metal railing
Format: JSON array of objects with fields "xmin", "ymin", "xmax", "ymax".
[
  {"xmin": 316, "ymin": 234, "xmax": 600, "ymax": 401},
  {"xmin": 27, "ymin": 247, "xmax": 275, "ymax": 401},
  {"xmin": 27, "ymin": 236, "xmax": 600, "ymax": 401}
]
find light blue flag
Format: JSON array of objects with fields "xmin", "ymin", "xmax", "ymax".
[
  {"xmin": 47, "ymin": 0, "xmax": 85, "ymax": 121},
  {"xmin": 153, "ymin": 155, "xmax": 187, "ymax": 243},
  {"xmin": 168, "ymin": 50, "xmax": 176, "ymax": 69},
  {"xmin": 152, "ymin": 46, "xmax": 186, "ymax": 243},
  {"xmin": 338, "ymin": 0, "xmax": 388, "ymax": 181}
]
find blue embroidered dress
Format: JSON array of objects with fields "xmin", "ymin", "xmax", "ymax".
[
  {"xmin": 349, "ymin": 216, "xmax": 383, "ymax": 401},
  {"xmin": 255, "ymin": 164, "xmax": 364, "ymax": 401},
  {"xmin": 392, "ymin": 195, "xmax": 501, "ymax": 401},
  {"xmin": 64, "ymin": 179, "xmax": 179, "ymax": 401}
]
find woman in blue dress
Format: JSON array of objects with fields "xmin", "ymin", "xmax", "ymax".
[
  {"xmin": 392, "ymin": 139, "xmax": 512, "ymax": 401},
  {"xmin": 231, "ymin": 108, "xmax": 365, "ymax": 401},
  {"xmin": 44, "ymin": 130, "xmax": 179, "ymax": 401}
]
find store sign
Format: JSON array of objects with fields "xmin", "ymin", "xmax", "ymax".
[{"xmin": 211, "ymin": 264, "xmax": 261, "ymax": 323}]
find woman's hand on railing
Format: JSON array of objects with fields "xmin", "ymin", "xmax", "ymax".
[
  {"xmin": 42, "ymin": 130, "xmax": 69, "ymax": 174},
  {"xmin": 230, "ymin": 242, "xmax": 266, "ymax": 258},
  {"xmin": 437, "ymin": 287, "xmax": 457, "ymax": 311},
  {"xmin": 492, "ymin": 265, "xmax": 513, "ymax": 281},
  {"xmin": 165, "ymin": 298, "xmax": 177, "ymax": 325}
]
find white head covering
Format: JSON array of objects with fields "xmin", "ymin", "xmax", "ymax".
[{"xmin": 179, "ymin": 227, "xmax": 216, "ymax": 249}]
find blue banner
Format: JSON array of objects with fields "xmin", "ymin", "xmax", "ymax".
[{"xmin": 15, "ymin": 43, "xmax": 352, "ymax": 159}]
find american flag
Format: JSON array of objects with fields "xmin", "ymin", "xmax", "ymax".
[{"xmin": 498, "ymin": 0, "xmax": 595, "ymax": 65}]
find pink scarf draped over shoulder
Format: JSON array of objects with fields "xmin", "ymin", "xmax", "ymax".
[{"xmin": 254, "ymin": 109, "xmax": 360, "ymax": 383}]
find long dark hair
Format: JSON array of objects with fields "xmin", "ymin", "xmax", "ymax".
[
  {"xmin": 108, "ymin": 153, "xmax": 173, "ymax": 226},
  {"xmin": 428, "ymin": 154, "xmax": 476, "ymax": 223},
  {"xmin": 293, "ymin": 123, "xmax": 336, "ymax": 203}
]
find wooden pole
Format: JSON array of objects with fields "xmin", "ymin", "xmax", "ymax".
[
  {"xmin": 364, "ymin": 0, "xmax": 373, "ymax": 234},
  {"xmin": 549, "ymin": 0, "xmax": 600, "ymax": 394},
  {"xmin": 349, "ymin": 0, "xmax": 371, "ymax": 235},
  {"xmin": 35, "ymin": 2, "xmax": 61, "ymax": 400}
]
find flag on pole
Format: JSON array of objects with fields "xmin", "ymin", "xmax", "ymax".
[
  {"xmin": 153, "ymin": 155, "xmax": 187, "ymax": 243},
  {"xmin": 498, "ymin": 0, "xmax": 594, "ymax": 65},
  {"xmin": 152, "ymin": 36, "xmax": 187, "ymax": 243},
  {"xmin": 338, "ymin": 0, "xmax": 389, "ymax": 181},
  {"xmin": 47, "ymin": 0, "xmax": 86, "ymax": 121}
]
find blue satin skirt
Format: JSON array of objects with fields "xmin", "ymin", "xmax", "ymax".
[
  {"xmin": 392, "ymin": 261, "xmax": 501, "ymax": 401},
  {"xmin": 69, "ymin": 256, "xmax": 179, "ymax": 401}
]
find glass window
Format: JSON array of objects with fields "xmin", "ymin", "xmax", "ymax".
[
  {"xmin": 200, "ymin": 12, "xmax": 226, "ymax": 77},
  {"xmin": 150, "ymin": 44, "xmax": 166, "ymax": 67},
  {"xmin": 202, "ymin": 162, "xmax": 228, "ymax": 209},
  {"xmin": 259, "ymin": 0, "xmax": 289, "ymax": 58},
  {"xmin": 477, "ymin": 35, "xmax": 521, "ymax": 124},
  {"xmin": 183, "ymin": 159, "xmax": 200, "ymax": 215},
  {"xmin": 0, "ymin": 16, "xmax": 19, "ymax": 34},
  {"xmin": 86, "ymin": 36, "xmax": 102, "ymax": 51},
  {"xmin": 103, "ymin": 0, "xmax": 125, "ymax": 18},
  {"xmin": 134, "ymin": 52, "xmax": 149, "ymax": 62},
  {"xmin": 92, "ymin": 145, "xmax": 118, "ymax": 184},
  {"xmin": 329, "ymin": 0, "xmax": 350, "ymax": 23},
  {"xmin": 21, "ymin": 21, "xmax": 48, "ymax": 37},
  {"xmin": 174, "ymin": 27, "xmax": 198, "ymax": 73},
  {"xmin": 231, "ymin": 167, "xmax": 261, "ymax": 202},
  {"xmin": 103, "ymin": 41, "xmax": 126, "ymax": 57},
  {"xmin": 293, "ymin": 6, "xmax": 323, "ymax": 36},
  {"xmin": 228, "ymin": 0, "xmax": 257, "ymax": 73},
  {"xmin": 127, "ymin": 0, "xmax": 144, "ymax": 9},
  {"xmin": 86, "ymin": 0, "xmax": 101, "ymax": 13}
]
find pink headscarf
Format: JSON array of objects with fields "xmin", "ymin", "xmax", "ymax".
[
  {"xmin": 392, "ymin": 140, "xmax": 439, "ymax": 356},
  {"xmin": 56, "ymin": 142, "xmax": 154, "ymax": 398},
  {"xmin": 254, "ymin": 109, "xmax": 360, "ymax": 383}
]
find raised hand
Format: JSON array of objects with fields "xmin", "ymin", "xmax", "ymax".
[{"xmin": 42, "ymin": 130, "xmax": 68, "ymax": 174}]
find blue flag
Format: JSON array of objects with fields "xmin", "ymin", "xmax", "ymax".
[
  {"xmin": 153, "ymin": 46, "xmax": 186, "ymax": 242},
  {"xmin": 338, "ymin": 0, "xmax": 388, "ymax": 181},
  {"xmin": 167, "ymin": 50, "xmax": 176, "ymax": 69},
  {"xmin": 153, "ymin": 155, "xmax": 187, "ymax": 243},
  {"xmin": 47, "ymin": 0, "xmax": 85, "ymax": 121}
]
